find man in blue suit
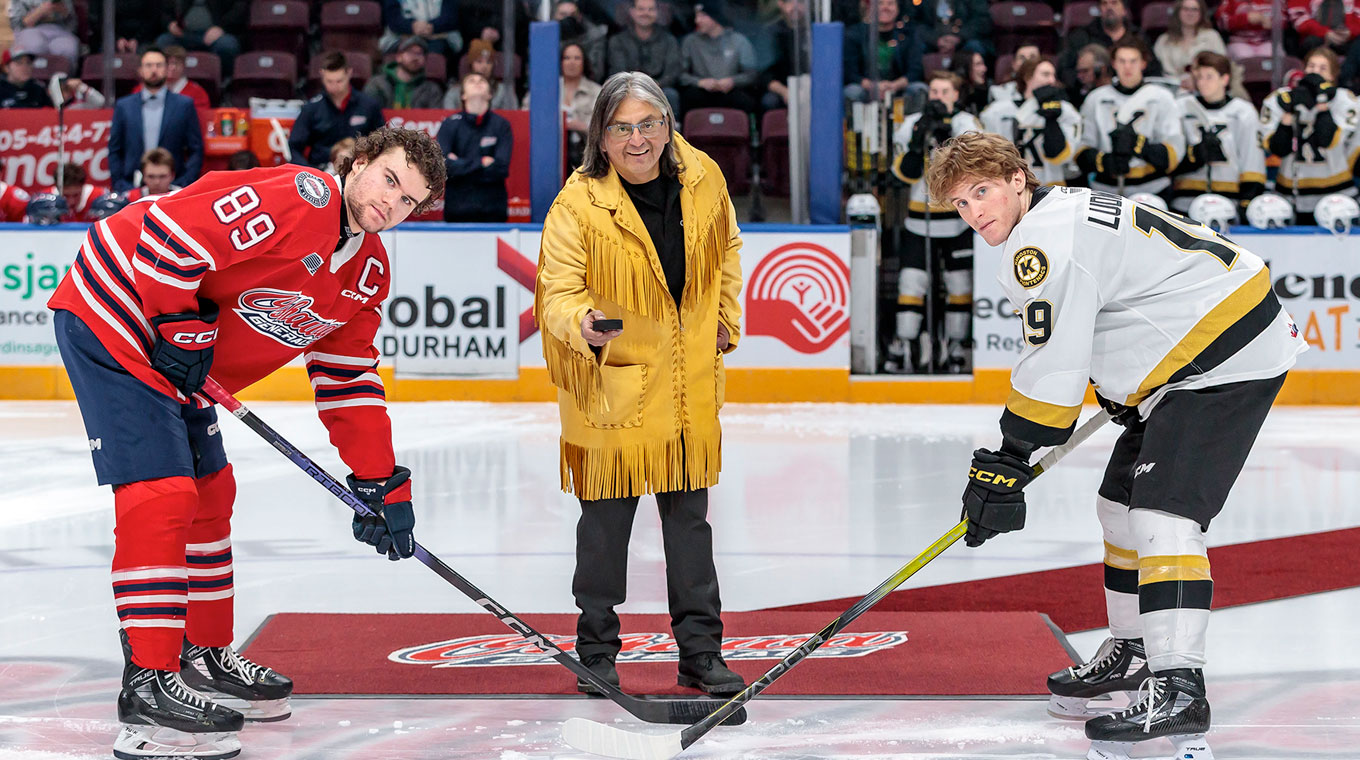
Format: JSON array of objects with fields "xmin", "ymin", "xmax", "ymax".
[{"xmin": 108, "ymin": 47, "xmax": 203, "ymax": 192}]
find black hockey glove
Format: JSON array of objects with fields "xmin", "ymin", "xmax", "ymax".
[
  {"xmin": 1196, "ymin": 130, "xmax": 1227, "ymax": 164},
  {"xmin": 347, "ymin": 465, "xmax": 416, "ymax": 560},
  {"xmin": 148, "ymin": 299, "xmax": 219, "ymax": 396},
  {"xmin": 1289, "ymin": 83, "xmax": 1316, "ymax": 111},
  {"xmin": 1299, "ymin": 72, "xmax": 1328, "ymax": 98},
  {"xmin": 909, "ymin": 118, "xmax": 930, "ymax": 153},
  {"xmin": 960, "ymin": 448, "xmax": 1034, "ymax": 547},
  {"xmin": 1109, "ymin": 123, "xmax": 1139, "ymax": 157},
  {"xmin": 1033, "ymin": 85, "xmax": 1065, "ymax": 120},
  {"xmin": 1094, "ymin": 390, "xmax": 1140, "ymax": 427},
  {"xmin": 1274, "ymin": 88, "xmax": 1295, "ymax": 112},
  {"xmin": 1101, "ymin": 152, "xmax": 1131, "ymax": 177}
]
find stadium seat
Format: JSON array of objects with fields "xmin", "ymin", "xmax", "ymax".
[
  {"xmin": 227, "ymin": 51, "xmax": 298, "ymax": 105},
  {"xmin": 320, "ymin": 0, "xmax": 383, "ymax": 61},
  {"xmin": 1240, "ymin": 55, "xmax": 1304, "ymax": 107},
  {"xmin": 683, "ymin": 108, "xmax": 750, "ymax": 194},
  {"xmin": 32, "ymin": 54, "xmax": 72, "ymax": 79},
  {"xmin": 80, "ymin": 53, "xmax": 139, "ymax": 97},
  {"xmin": 990, "ymin": 2, "xmax": 1058, "ymax": 55},
  {"xmin": 760, "ymin": 109, "xmax": 789, "ymax": 197},
  {"xmin": 994, "ymin": 53, "xmax": 1014, "ymax": 84},
  {"xmin": 1062, "ymin": 1, "xmax": 1100, "ymax": 36},
  {"xmin": 249, "ymin": 0, "xmax": 309, "ymax": 56},
  {"xmin": 307, "ymin": 51, "xmax": 374, "ymax": 94},
  {"xmin": 922, "ymin": 52, "xmax": 951, "ymax": 76},
  {"xmin": 1141, "ymin": 1, "xmax": 1175, "ymax": 37},
  {"xmin": 182, "ymin": 51, "xmax": 222, "ymax": 105}
]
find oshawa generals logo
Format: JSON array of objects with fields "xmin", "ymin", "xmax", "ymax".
[
  {"xmin": 234, "ymin": 288, "xmax": 343, "ymax": 348},
  {"xmin": 745, "ymin": 242, "xmax": 850, "ymax": 354},
  {"xmin": 389, "ymin": 630, "xmax": 908, "ymax": 668}
]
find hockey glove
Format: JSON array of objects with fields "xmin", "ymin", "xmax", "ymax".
[
  {"xmin": 1094, "ymin": 390, "xmax": 1140, "ymax": 427},
  {"xmin": 1196, "ymin": 130, "xmax": 1227, "ymax": 164},
  {"xmin": 1289, "ymin": 83, "xmax": 1316, "ymax": 111},
  {"xmin": 960, "ymin": 448, "xmax": 1034, "ymax": 547},
  {"xmin": 1316, "ymin": 79, "xmax": 1337, "ymax": 105},
  {"xmin": 1033, "ymin": 85, "xmax": 1066, "ymax": 120},
  {"xmin": 908, "ymin": 119, "xmax": 930, "ymax": 153},
  {"xmin": 148, "ymin": 299, "xmax": 219, "ymax": 396},
  {"xmin": 1101, "ymin": 152, "xmax": 1132, "ymax": 177},
  {"xmin": 346, "ymin": 465, "xmax": 416, "ymax": 560},
  {"xmin": 1109, "ymin": 123, "xmax": 1139, "ymax": 157}
]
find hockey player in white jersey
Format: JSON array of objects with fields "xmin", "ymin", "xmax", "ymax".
[
  {"xmin": 1172, "ymin": 51, "xmax": 1266, "ymax": 215},
  {"xmin": 889, "ymin": 70, "xmax": 981, "ymax": 373},
  {"xmin": 1261, "ymin": 47, "xmax": 1359, "ymax": 224},
  {"xmin": 1076, "ymin": 39, "xmax": 1184, "ymax": 199},
  {"xmin": 980, "ymin": 56, "xmax": 1082, "ymax": 188},
  {"xmin": 926, "ymin": 132, "xmax": 1305, "ymax": 760}
]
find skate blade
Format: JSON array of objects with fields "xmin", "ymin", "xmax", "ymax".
[
  {"xmin": 1046, "ymin": 693, "xmax": 1121, "ymax": 721},
  {"xmin": 202, "ymin": 694, "xmax": 292, "ymax": 722},
  {"xmin": 1088, "ymin": 734, "xmax": 1213, "ymax": 760},
  {"xmin": 113, "ymin": 725, "xmax": 241, "ymax": 759}
]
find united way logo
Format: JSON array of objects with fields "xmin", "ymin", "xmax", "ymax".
[
  {"xmin": 389, "ymin": 630, "xmax": 909, "ymax": 668},
  {"xmin": 295, "ymin": 172, "xmax": 331, "ymax": 208},
  {"xmin": 745, "ymin": 243, "xmax": 850, "ymax": 354},
  {"xmin": 234, "ymin": 288, "xmax": 342, "ymax": 348}
]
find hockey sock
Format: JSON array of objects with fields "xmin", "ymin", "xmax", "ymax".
[
  {"xmin": 187, "ymin": 464, "xmax": 236, "ymax": 648},
  {"xmin": 112, "ymin": 477, "xmax": 197, "ymax": 671},
  {"xmin": 943, "ymin": 269, "xmax": 972, "ymax": 343},
  {"xmin": 896, "ymin": 267, "xmax": 928, "ymax": 340},
  {"xmin": 1097, "ymin": 496, "xmax": 1141, "ymax": 638},
  {"xmin": 1130, "ymin": 508, "xmax": 1212, "ymax": 671}
]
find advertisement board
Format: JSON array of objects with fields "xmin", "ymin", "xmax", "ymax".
[{"xmin": 0, "ymin": 227, "xmax": 75, "ymax": 365}]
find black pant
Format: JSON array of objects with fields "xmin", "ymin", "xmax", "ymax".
[{"xmin": 573, "ymin": 488, "xmax": 723, "ymax": 660}]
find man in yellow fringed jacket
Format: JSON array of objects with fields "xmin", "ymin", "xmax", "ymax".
[{"xmin": 535, "ymin": 71, "xmax": 745, "ymax": 696}]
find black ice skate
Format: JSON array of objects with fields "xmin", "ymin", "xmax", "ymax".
[
  {"xmin": 1047, "ymin": 637, "xmax": 1151, "ymax": 720},
  {"xmin": 1084, "ymin": 668, "xmax": 1213, "ymax": 760},
  {"xmin": 114, "ymin": 662, "xmax": 244, "ymax": 760},
  {"xmin": 180, "ymin": 640, "xmax": 294, "ymax": 721}
]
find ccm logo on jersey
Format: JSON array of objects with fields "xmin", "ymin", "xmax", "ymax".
[
  {"xmin": 170, "ymin": 328, "xmax": 218, "ymax": 346},
  {"xmin": 969, "ymin": 467, "xmax": 1020, "ymax": 488},
  {"xmin": 1013, "ymin": 246, "xmax": 1049, "ymax": 289},
  {"xmin": 1134, "ymin": 462, "xmax": 1156, "ymax": 477}
]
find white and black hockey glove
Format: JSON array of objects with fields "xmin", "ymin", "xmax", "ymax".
[
  {"xmin": 960, "ymin": 447, "xmax": 1034, "ymax": 547},
  {"xmin": 346, "ymin": 465, "xmax": 416, "ymax": 561}
]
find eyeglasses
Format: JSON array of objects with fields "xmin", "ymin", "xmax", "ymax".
[{"xmin": 605, "ymin": 118, "xmax": 666, "ymax": 140}]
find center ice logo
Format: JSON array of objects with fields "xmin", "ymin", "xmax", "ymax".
[
  {"xmin": 389, "ymin": 630, "xmax": 908, "ymax": 668},
  {"xmin": 745, "ymin": 242, "xmax": 850, "ymax": 354},
  {"xmin": 234, "ymin": 288, "xmax": 343, "ymax": 348}
]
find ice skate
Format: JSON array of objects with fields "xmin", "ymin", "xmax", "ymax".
[
  {"xmin": 884, "ymin": 337, "xmax": 913, "ymax": 374},
  {"xmin": 1047, "ymin": 637, "xmax": 1150, "ymax": 719},
  {"xmin": 1084, "ymin": 668, "xmax": 1213, "ymax": 760},
  {"xmin": 180, "ymin": 640, "xmax": 294, "ymax": 721},
  {"xmin": 115, "ymin": 662, "xmax": 244, "ymax": 760}
]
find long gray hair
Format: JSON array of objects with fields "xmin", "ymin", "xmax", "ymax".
[{"xmin": 578, "ymin": 71, "xmax": 682, "ymax": 179}]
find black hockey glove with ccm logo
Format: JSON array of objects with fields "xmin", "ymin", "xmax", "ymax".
[
  {"xmin": 148, "ymin": 298, "xmax": 219, "ymax": 396},
  {"xmin": 347, "ymin": 465, "xmax": 416, "ymax": 560},
  {"xmin": 960, "ymin": 447, "xmax": 1034, "ymax": 547}
]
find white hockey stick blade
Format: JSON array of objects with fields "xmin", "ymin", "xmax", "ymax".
[{"xmin": 562, "ymin": 718, "xmax": 683, "ymax": 760}]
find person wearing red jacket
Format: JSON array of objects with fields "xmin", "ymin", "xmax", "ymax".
[
  {"xmin": 47, "ymin": 127, "xmax": 445, "ymax": 760},
  {"xmin": 0, "ymin": 157, "xmax": 30, "ymax": 221},
  {"xmin": 1215, "ymin": 0, "xmax": 1276, "ymax": 58},
  {"xmin": 1287, "ymin": 0, "xmax": 1360, "ymax": 55}
]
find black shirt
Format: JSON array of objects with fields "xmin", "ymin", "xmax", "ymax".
[{"xmin": 622, "ymin": 173, "xmax": 684, "ymax": 310}]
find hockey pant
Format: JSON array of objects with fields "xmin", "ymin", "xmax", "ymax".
[
  {"xmin": 114, "ymin": 464, "xmax": 236, "ymax": 671},
  {"xmin": 896, "ymin": 228, "xmax": 972, "ymax": 343}
]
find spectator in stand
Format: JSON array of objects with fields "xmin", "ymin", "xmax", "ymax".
[
  {"xmin": 59, "ymin": 74, "xmax": 108, "ymax": 109},
  {"xmin": 951, "ymin": 49, "xmax": 991, "ymax": 114},
  {"xmin": 554, "ymin": 1, "xmax": 607, "ymax": 86},
  {"xmin": 842, "ymin": 0, "xmax": 924, "ymax": 103},
  {"xmin": 226, "ymin": 149, "xmax": 259, "ymax": 170},
  {"xmin": 8, "ymin": 0, "xmax": 79, "ymax": 67},
  {"xmin": 133, "ymin": 46, "xmax": 212, "ymax": 112},
  {"xmin": 0, "ymin": 48, "xmax": 52, "ymax": 108},
  {"xmin": 458, "ymin": 0, "xmax": 531, "ymax": 62},
  {"xmin": 905, "ymin": 0, "xmax": 992, "ymax": 58},
  {"xmin": 381, "ymin": 0, "xmax": 462, "ymax": 60},
  {"xmin": 680, "ymin": 2, "xmax": 759, "ymax": 113},
  {"xmin": 444, "ymin": 39, "xmax": 520, "ymax": 110},
  {"xmin": 367, "ymin": 36, "xmax": 446, "ymax": 109},
  {"xmin": 559, "ymin": 43, "xmax": 601, "ymax": 169},
  {"xmin": 326, "ymin": 137, "xmax": 357, "ymax": 174},
  {"xmin": 436, "ymin": 72, "xmax": 513, "ymax": 222},
  {"xmin": 608, "ymin": 0, "xmax": 683, "ymax": 117},
  {"xmin": 108, "ymin": 47, "xmax": 203, "ymax": 191},
  {"xmin": 155, "ymin": 0, "xmax": 245, "ymax": 77},
  {"xmin": 49, "ymin": 162, "xmax": 106, "ymax": 222},
  {"xmin": 1070, "ymin": 43, "xmax": 1112, "ymax": 107},
  {"xmin": 0, "ymin": 158, "xmax": 32, "ymax": 222},
  {"xmin": 1215, "ymin": 0, "xmax": 1275, "ymax": 59},
  {"xmin": 1060, "ymin": 0, "xmax": 1160, "ymax": 94},
  {"xmin": 990, "ymin": 43, "xmax": 1041, "ymax": 105},
  {"xmin": 760, "ymin": 0, "xmax": 811, "ymax": 112},
  {"xmin": 1287, "ymin": 0, "xmax": 1360, "ymax": 56},
  {"xmin": 1154, "ymin": 0, "xmax": 1227, "ymax": 89},
  {"xmin": 91, "ymin": 0, "xmax": 166, "ymax": 54},
  {"xmin": 124, "ymin": 148, "xmax": 181, "ymax": 201},
  {"xmin": 289, "ymin": 52, "xmax": 386, "ymax": 170}
]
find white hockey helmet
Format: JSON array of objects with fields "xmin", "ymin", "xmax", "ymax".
[
  {"xmin": 1246, "ymin": 192, "xmax": 1295, "ymax": 230},
  {"xmin": 1314, "ymin": 193, "xmax": 1360, "ymax": 234},
  {"xmin": 1128, "ymin": 192, "xmax": 1168, "ymax": 212},
  {"xmin": 1188, "ymin": 193, "xmax": 1238, "ymax": 232}
]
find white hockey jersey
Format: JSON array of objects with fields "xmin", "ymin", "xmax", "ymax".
[
  {"xmin": 997, "ymin": 186, "xmax": 1305, "ymax": 446},
  {"xmin": 1172, "ymin": 94, "xmax": 1267, "ymax": 212},
  {"xmin": 892, "ymin": 109, "xmax": 981, "ymax": 237},
  {"xmin": 1078, "ymin": 82, "xmax": 1186, "ymax": 195},
  {"xmin": 980, "ymin": 96, "xmax": 1083, "ymax": 187},
  {"xmin": 1260, "ymin": 85, "xmax": 1360, "ymax": 212}
]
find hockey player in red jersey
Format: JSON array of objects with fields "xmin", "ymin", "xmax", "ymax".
[{"xmin": 47, "ymin": 127, "xmax": 446, "ymax": 760}]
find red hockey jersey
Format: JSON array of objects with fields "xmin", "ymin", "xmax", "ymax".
[{"xmin": 48, "ymin": 165, "xmax": 406, "ymax": 489}]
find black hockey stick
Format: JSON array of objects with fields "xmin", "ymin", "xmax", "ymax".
[
  {"xmin": 202, "ymin": 378, "xmax": 746, "ymax": 727},
  {"xmin": 563, "ymin": 409, "xmax": 1112, "ymax": 759}
]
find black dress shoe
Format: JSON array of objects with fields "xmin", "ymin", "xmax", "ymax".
[
  {"xmin": 677, "ymin": 652, "xmax": 745, "ymax": 695},
  {"xmin": 576, "ymin": 652, "xmax": 620, "ymax": 695}
]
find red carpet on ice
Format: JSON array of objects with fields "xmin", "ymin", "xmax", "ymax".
[{"xmin": 240, "ymin": 611, "xmax": 1070, "ymax": 697}]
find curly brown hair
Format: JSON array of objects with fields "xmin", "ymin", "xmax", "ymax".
[
  {"xmin": 925, "ymin": 132, "xmax": 1038, "ymax": 207},
  {"xmin": 335, "ymin": 127, "xmax": 447, "ymax": 215}
]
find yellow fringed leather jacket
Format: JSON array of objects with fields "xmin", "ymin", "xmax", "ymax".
[{"xmin": 534, "ymin": 134, "xmax": 743, "ymax": 500}]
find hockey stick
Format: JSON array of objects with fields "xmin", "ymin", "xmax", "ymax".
[
  {"xmin": 201, "ymin": 378, "xmax": 746, "ymax": 727},
  {"xmin": 563, "ymin": 408, "xmax": 1113, "ymax": 760}
]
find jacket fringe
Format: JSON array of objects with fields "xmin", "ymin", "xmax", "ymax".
[
  {"xmin": 684, "ymin": 191, "xmax": 729, "ymax": 316},
  {"xmin": 540, "ymin": 329, "xmax": 602, "ymax": 414},
  {"xmin": 582, "ymin": 225, "xmax": 669, "ymax": 320},
  {"xmin": 562, "ymin": 433, "xmax": 722, "ymax": 500}
]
